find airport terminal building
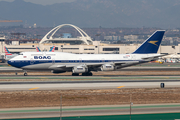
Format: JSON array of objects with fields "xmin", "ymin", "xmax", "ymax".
[{"xmin": 0, "ymin": 24, "xmax": 180, "ymax": 60}]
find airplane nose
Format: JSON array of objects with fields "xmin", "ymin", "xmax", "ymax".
[
  {"xmin": 7, "ymin": 60, "xmax": 16, "ymax": 67},
  {"xmin": 7, "ymin": 60, "xmax": 22, "ymax": 68},
  {"xmin": 7, "ymin": 60, "xmax": 11, "ymax": 64},
  {"xmin": 7, "ymin": 60, "xmax": 12, "ymax": 66}
]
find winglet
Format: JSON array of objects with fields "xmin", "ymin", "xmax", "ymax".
[{"xmin": 133, "ymin": 30, "xmax": 165, "ymax": 54}]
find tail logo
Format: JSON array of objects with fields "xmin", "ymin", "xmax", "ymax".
[{"xmin": 148, "ymin": 41, "xmax": 158, "ymax": 46}]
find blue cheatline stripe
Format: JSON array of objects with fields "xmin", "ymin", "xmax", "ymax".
[{"xmin": 8, "ymin": 60, "xmax": 143, "ymax": 68}]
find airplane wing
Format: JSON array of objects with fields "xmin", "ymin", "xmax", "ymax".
[
  {"xmin": 48, "ymin": 54, "xmax": 169, "ymax": 71},
  {"xmin": 48, "ymin": 61, "xmax": 140, "ymax": 70}
]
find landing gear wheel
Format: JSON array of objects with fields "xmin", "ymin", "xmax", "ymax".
[
  {"xmin": 88, "ymin": 72, "xmax": 93, "ymax": 76},
  {"xmin": 82, "ymin": 72, "xmax": 93, "ymax": 76},
  {"xmin": 72, "ymin": 73, "xmax": 79, "ymax": 76},
  {"xmin": 82, "ymin": 73, "xmax": 87, "ymax": 76},
  {"xmin": 24, "ymin": 73, "xmax": 27, "ymax": 76}
]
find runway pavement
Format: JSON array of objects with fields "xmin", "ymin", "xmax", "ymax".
[
  {"xmin": 0, "ymin": 74, "xmax": 180, "ymax": 91},
  {"xmin": 0, "ymin": 80, "xmax": 179, "ymax": 91},
  {"xmin": 1, "ymin": 75, "xmax": 180, "ymax": 80},
  {"xmin": 1, "ymin": 104, "xmax": 180, "ymax": 119},
  {"xmin": 1, "ymin": 66, "xmax": 180, "ymax": 72}
]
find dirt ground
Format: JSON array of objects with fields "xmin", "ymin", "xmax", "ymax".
[{"xmin": 0, "ymin": 88, "xmax": 180, "ymax": 108}]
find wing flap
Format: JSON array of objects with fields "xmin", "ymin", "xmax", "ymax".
[
  {"xmin": 49, "ymin": 65, "xmax": 66, "ymax": 69},
  {"xmin": 49, "ymin": 61, "xmax": 141, "ymax": 69}
]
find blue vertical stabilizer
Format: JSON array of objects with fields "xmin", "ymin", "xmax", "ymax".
[{"xmin": 133, "ymin": 30, "xmax": 165, "ymax": 54}]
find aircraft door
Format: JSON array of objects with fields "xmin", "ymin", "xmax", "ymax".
[
  {"xmin": 52, "ymin": 58, "xmax": 55, "ymax": 64},
  {"xmin": 30, "ymin": 58, "xmax": 34, "ymax": 64},
  {"xmin": 79, "ymin": 58, "xmax": 82, "ymax": 63},
  {"xmin": 102, "ymin": 58, "xmax": 105, "ymax": 63},
  {"xmin": 131, "ymin": 55, "xmax": 136, "ymax": 60}
]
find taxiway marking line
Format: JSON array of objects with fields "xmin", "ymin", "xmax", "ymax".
[
  {"xmin": 29, "ymin": 87, "xmax": 39, "ymax": 90},
  {"xmin": 117, "ymin": 86, "xmax": 124, "ymax": 88}
]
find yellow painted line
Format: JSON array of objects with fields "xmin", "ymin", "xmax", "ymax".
[
  {"xmin": 117, "ymin": 86, "xmax": 125, "ymax": 88},
  {"xmin": 29, "ymin": 87, "xmax": 39, "ymax": 90}
]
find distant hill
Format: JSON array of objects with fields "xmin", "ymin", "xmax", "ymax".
[{"xmin": 0, "ymin": 0, "xmax": 180, "ymax": 28}]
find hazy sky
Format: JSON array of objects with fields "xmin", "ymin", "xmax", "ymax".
[{"xmin": 0, "ymin": 0, "xmax": 75, "ymax": 5}]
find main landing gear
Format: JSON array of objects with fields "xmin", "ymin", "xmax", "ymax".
[
  {"xmin": 23, "ymin": 70, "xmax": 28, "ymax": 76},
  {"xmin": 82, "ymin": 72, "xmax": 93, "ymax": 76},
  {"xmin": 72, "ymin": 72, "xmax": 93, "ymax": 76},
  {"xmin": 72, "ymin": 73, "xmax": 79, "ymax": 76}
]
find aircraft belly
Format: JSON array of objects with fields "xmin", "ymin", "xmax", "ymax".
[{"xmin": 22, "ymin": 63, "xmax": 52, "ymax": 70}]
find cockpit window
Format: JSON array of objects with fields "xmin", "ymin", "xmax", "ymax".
[{"xmin": 19, "ymin": 53, "xmax": 23, "ymax": 55}]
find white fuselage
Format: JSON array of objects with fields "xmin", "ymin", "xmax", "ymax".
[{"xmin": 8, "ymin": 52, "xmax": 160, "ymax": 71}]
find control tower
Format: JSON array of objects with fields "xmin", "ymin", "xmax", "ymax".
[{"xmin": 0, "ymin": 35, "xmax": 5, "ymax": 62}]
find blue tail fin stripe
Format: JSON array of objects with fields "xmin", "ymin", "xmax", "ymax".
[
  {"xmin": 133, "ymin": 30, "xmax": 165, "ymax": 54},
  {"xmin": 49, "ymin": 46, "xmax": 55, "ymax": 52},
  {"xmin": 36, "ymin": 47, "xmax": 41, "ymax": 52},
  {"xmin": 5, "ymin": 47, "xmax": 10, "ymax": 53}
]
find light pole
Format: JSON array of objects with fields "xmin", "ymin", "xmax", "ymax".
[
  {"xmin": 60, "ymin": 94, "xmax": 62, "ymax": 120},
  {"xmin": 130, "ymin": 94, "xmax": 133, "ymax": 120}
]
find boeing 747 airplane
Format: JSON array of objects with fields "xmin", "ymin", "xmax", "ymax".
[{"xmin": 8, "ymin": 30, "xmax": 166, "ymax": 76}]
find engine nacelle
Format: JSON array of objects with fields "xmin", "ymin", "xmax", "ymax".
[
  {"xmin": 51, "ymin": 70, "xmax": 66, "ymax": 74},
  {"xmin": 101, "ymin": 64, "xmax": 114, "ymax": 71},
  {"xmin": 72, "ymin": 66, "xmax": 88, "ymax": 73}
]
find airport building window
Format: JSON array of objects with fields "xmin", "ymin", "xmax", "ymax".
[
  {"xmin": 161, "ymin": 53, "xmax": 169, "ymax": 55},
  {"xmin": 8, "ymin": 48, "xmax": 36, "ymax": 49},
  {"xmin": 84, "ymin": 48, "xmax": 94, "ymax": 50},
  {"xmin": 62, "ymin": 48, "xmax": 79, "ymax": 50},
  {"xmin": 103, "ymin": 48, "xmax": 119, "ymax": 51}
]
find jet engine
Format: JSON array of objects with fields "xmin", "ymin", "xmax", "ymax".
[
  {"xmin": 101, "ymin": 64, "xmax": 114, "ymax": 71},
  {"xmin": 72, "ymin": 66, "xmax": 88, "ymax": 73}
]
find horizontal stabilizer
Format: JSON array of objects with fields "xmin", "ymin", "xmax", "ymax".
[{"xmin": 142, "ymin": 54, "xmax": 168, "ymax": 61}]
